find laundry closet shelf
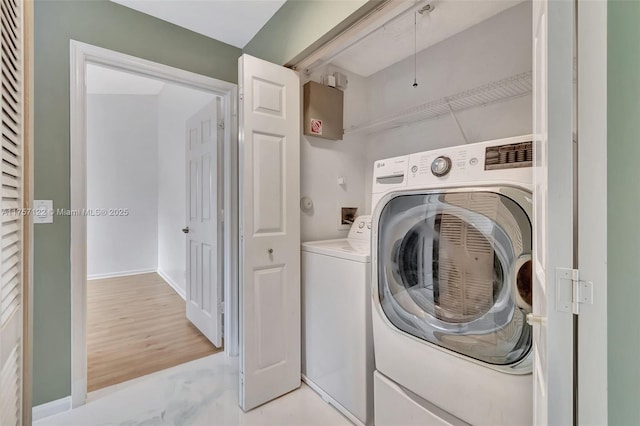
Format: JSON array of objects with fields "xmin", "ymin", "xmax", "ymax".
[{"xmin": 344, "ymin": 71, "xmax": 533, "ymax": 136}]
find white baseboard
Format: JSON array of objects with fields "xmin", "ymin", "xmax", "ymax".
[
  {"xmin": 33, "ymin": 396, "xmax": 72, "ymax": 422},
  {"xmin": 302, "ymin": 375, "xmax": 366, "ymax": 426},
  {"xmin": 87, "ymin": 268, "xmax": 157, "ymax": 280},
  {"xmin": 157, "ymin": 269, "xmax": 186, "ymax": 300}
]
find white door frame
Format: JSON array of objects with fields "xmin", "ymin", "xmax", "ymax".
[
  {"xmin": 576, "ymin": 0, "xmax": 607, "ymax": 423},
  {"xmin": 69, "ymin": 40, "xmax": 239, "ymax": 407}
]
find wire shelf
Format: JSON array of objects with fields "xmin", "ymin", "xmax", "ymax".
[{"xmin": 344, "ymin": 71, "xmax": 533, "ymax": 135}]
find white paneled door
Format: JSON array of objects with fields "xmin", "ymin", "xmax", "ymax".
[
  {"xmin": 185, "ymin": 99, "xmax": 223, "ymax": 348},
  {"xmin": 238, "ymin": 54, "xmax": 300, "ymax": 411},
  {"xmin": 532, "ymin": 0, "xmax": 575, "ymax": 423},
  {"xmin": 0, "ymin": 0, "xmax": 25, "ymax": 424}
]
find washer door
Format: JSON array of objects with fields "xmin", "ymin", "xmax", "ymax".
[{"xmin": 377, "ymin": 189, "xmax": 532, "ymax": 367}]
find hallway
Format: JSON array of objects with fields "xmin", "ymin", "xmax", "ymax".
[{"xmin": 87, "ymin": 273, "xmax": 221, "ymax": 391}]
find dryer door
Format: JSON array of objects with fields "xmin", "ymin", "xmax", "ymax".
[{"xmin": 376, "ymin": 188, "xmax": 532, "ymax": 369}]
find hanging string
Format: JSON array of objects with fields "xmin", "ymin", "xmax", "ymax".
[{"xmin": 413, "ymin": 11, "xmax": 418, "ymax": 88}]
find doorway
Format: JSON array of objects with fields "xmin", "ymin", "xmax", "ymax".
[
  {"xmin": 70, "ymin": 41, "xmax": 238, "ymax": 407},
  {"xmin": 84, "ymin": 63, "xmax": 224, "ymax": 392}
]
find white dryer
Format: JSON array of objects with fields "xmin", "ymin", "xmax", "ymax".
[
  {"xmin": 371, "ymin": 135, "xmax": 534, "ymax": 425},
  {"xmin": 301, "ymin": 215, "xmax": 374, "ymax": 426}
]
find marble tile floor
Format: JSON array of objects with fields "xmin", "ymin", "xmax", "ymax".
[{"xmin": 35, "ymin": 353, "xmax": 352, "ymax": 426}]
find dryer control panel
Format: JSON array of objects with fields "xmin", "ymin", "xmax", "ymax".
[
  {"xmin": 370, "ymin": 135, "xmax": 533, "ymax": 212},
  {"xmin": 406, "ymin": 135, "xmax": 533, "ymax": 187}
]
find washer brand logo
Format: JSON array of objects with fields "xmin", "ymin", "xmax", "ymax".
[{"xmin": 377, "ymin": 162, "xmax": 385, "ymax": 168}]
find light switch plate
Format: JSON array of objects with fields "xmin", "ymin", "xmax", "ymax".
[{"xmin": 33, "ymin": 200, "xmax": 53, "ymax": 224}]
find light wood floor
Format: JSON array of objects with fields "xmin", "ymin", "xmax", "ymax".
[{"xmin": 87, "ymin": 272, "xmax": 222, "ymax": 392}]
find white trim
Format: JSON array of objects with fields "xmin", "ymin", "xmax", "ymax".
[
  {"xmin": 32, "ymin": 396, "xmax": 71, "ymax": 421},
  {"xmin": 576, "ymin": 0, "xmax": 607, "ymax": 423},
  {"xmin": 302, "ymin": 375, "xmax": 364, "ymax": 426},
  {"xmin": 24, "ymin": 2, "xmax": 35, "ymax": 422},
  {"xmin": 224, "ymin": 69, "xmax": 239, "ymax": 357},
  {"xmin": 291, "ymin": 0, "xmax": 402, "ymax": 73},
  {"xmin": 69, "ymin": 40, "xmax": 88, "ymax": 410},
  {"xmin": 157, "ymin": 269, "xmax": 186, "ymax": 300},
  {"xmin": 87, "ymin": 268, "xmax": 157, "ymax": 281},
  {"xmin": 70, "ymin": 40, "xmax": 239, "ymax": 409}
]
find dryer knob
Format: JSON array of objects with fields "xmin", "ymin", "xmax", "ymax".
[{"xmin": 431, "ymin": 156, "xmax": 452, "ymax": 177}]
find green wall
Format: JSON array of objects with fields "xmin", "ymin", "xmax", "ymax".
[
  {"xmin": 33, "ymin": 0, "xmax": 240, "ymax": 406},
  {"xmin": 243, "ymin": 0, "xmax": 380, "ymax": 66},
  {"xmin": 608, "ymin": 1, "xmax": 640, "ymax": 424}
]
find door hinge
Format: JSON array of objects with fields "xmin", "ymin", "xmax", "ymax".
[
  {"xmin": 556, "ymin": 267, "xmax": 594, "ymax": 315},
  {"xmin": 218, "ymin": 301, "xmax": 225, "ymax": 314},
  {"xmin": 218, "ymin": 120, "xmax": 225, "ymax": 130}
]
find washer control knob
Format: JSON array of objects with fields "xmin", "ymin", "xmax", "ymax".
[
  {"xmin": 411, "ymin": 165, "xmax": 418, "ymax": 173},
  {"xmin": 431, "ymin": 156, "xmax": 452, "ymax": 177},
  {"xmin": 358, "ymin": 221, "xmax": 365, "ymax": 229}
]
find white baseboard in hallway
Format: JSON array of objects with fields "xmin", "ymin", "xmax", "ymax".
[
  {"xmin": 32, "ymin": 396, "xmax": 72, "ymax": 422},
  {"xmin": 157, "ymin": 269, "xmax": 186, "ymax": 300},
  {"xmin": 87, "ymin": 268, "xmax": 157, "ymax": 281}
]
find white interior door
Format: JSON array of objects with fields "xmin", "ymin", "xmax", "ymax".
[
  {"xmin": 532, "ymin": 0, "xmax": 575, "ymax": 423},
  {"xmin": 185, "ymin": 99, "xmax": 223, "ymax": 348},
  {"xmin": 238, "ymin": 54, "xmax": 300, "ymax": 411},
  {"xmin": 0, "ymin": 0, "xmax": 25, "ymax": 424}
]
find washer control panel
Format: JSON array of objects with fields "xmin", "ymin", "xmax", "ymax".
[{"xmin": 348, "ymin": 215, "xmax": 372, "ymax": 240}]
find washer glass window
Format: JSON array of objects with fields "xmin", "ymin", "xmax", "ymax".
[{"xmin": 377, "ymin": 190, "xmax": 532, "ymax": 366}]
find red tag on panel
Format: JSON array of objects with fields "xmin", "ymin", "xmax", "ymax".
[{"xmin": 310, "ymin": 118, "xmax": 322, "ymax": 135}]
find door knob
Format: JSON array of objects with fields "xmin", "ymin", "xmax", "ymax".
[
  {"xmin": 268, "ymin": 248, "xmax": 273, "ymax": 254},
  {"xmin": 182, "ymin": 227, "xmax": 190, "ymax": 234}
]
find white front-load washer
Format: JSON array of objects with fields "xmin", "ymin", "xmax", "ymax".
[
  {"xmin": 301, "ymin": 215, "xmax": 374, "ymax": 426},
  {"xmin": 371, "ymin": 135, "xmax": 534, "ymax": 426}
]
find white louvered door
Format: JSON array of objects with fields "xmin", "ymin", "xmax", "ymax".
[{"xmin": 0, "ymin": 0, "xmax": 25, "ymax": 424}]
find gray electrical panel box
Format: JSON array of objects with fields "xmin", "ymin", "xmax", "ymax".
[{"xmin": 303, "ymin": 81, "xmax": 344, "ymax": 141}]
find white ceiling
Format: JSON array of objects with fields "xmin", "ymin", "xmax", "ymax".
[
  {"xmin": 331, "ymin": 0, "xmax": 523, "ymax": 77},
  {"xmin": 110, "ymin": 0, "xmax": 287, "ymax": 48},
  {"xmin": 87, "ymin": 64, "xmax": 166, "ymax": 95}
]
